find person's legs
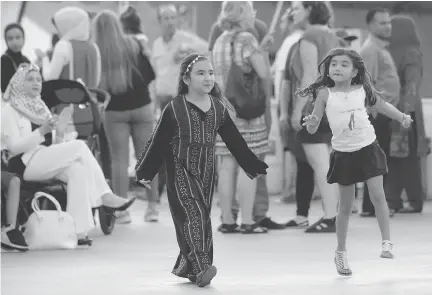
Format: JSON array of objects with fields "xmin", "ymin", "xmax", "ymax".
[
  {"xmin": 295, "ymin": 159, "xmax": 315, "ymax": 218},
  {"xmin": 24, "ymin": 140, "xmax": 132, "ymax": 235},
  {"xmin": 303, "ymin": 143, "xmax": 338, "ymax": 219},
  {"xmin": 384, "ymin": 157, "xmax": 404, "ymax": 211},
  {"xmin": 2, "ymin": 173, "xmax": 21, "ymax": 227},
  {"xmin": 104, "ymin": 110, "xmax": 133, "ymax": 223},
  {"xmin": 363, "ymin": 115, "xmax": 391, "ymax": 215},
  {"xmin": 130, "ymin": 104, "xmax": 160, "ymax": 221},
  {"xmin": 336, "ymin": 184, "xmax": 356, "ymax": 252},
  {"xmin": 365, "ymin": 175, "xmax": 393, "ymax": 258},
  {"xmin": 104, "ymin": 110, "xmax": 132, "ymax": 199},
  {"xmin": 217, "ymin": 155, "xmax": 238, "ymax": 225},
  {"xmin": 252, "ymin": 153, "xmax": 269, "ymax": 221},
  {"xmin": 237, "ymin": 169, "xmax": 258, "ymax": 225}
]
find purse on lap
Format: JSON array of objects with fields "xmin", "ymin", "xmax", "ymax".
[{"xmin": 23, "ymin": 192, "xmax": 78, "ymax": 250}]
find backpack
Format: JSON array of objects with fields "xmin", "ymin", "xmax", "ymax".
[{"xmin": 225, "ymin": 32, "xmax": 266, "ymax": 120}]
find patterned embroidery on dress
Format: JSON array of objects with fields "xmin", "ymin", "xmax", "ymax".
[{"xmin": 174, "ymin": 156, "xmax": 203, "ymax": 274}]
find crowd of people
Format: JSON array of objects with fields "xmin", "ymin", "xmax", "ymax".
[{"xmin": 1, "ymin": 0, "xmax": 427, "ymax": 288}]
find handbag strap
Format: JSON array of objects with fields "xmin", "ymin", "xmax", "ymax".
[{"xmin": 31, "ymin": 191, "xmax": 63, "ymax": 217}]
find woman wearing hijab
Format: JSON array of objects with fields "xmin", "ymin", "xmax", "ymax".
[
  {"xmin": 386, "ymin": 14, "xmax": 428, "ymax": 213},
  {"xmin": 1, "ymin": 23, "xmax": 30, "ymax": 93},
  {"xmin": 1, "ymin": 64, "xmax": 136, "ymax": 242},
  {"xmin": 35, "ymin": 6, "xmax": 101, "ymax": 88}
]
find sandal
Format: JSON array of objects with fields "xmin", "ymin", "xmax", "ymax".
[
  {"xmin": 305, "ymin": 217, "xmax": 336, "ymax": 233},
  {"xmin": 218, "ymin": 223, "xmax": 239, "ymax": 234},
  {"xmin": 240, "ymin": 223, "xmax": 268, "ymax": 234}
]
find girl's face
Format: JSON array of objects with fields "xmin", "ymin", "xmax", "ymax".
[
  {"xmin": 5, "ymin": 28, "xmax": 24, "ymax": 53},
  {"xmin": 22, "ymin": 71, "xmax": 42, "ymax": 97},
  {"xmin": 185, "ymin": 59, "xmax": 215, "ymax": 95},
  {"xmin": 291, "ymin": 2, "xmax": 310, "ymax": 27},
  {"xmin": 328, "ymin": 55, "xmax": 358, "ymax": 83}
]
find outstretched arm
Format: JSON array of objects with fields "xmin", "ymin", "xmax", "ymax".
[
  {"xmin": 302, "ymin": 88, "xmax": 328, "ymax": 134},
  {"xmin": 217, "ymin": 110, "xmax": 268, "ymax": 179},
  {"xmin": 371, "ymin": 95, "xmax": 412, "ymax": 126},
  {"xmin": 135, "ymin": 105, "xmax": 174, "ymax": 183}
]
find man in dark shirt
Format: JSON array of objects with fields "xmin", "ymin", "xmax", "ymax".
[{"xmin": 209, "ymin": 16, "xmax": 285, "ymax": 230}]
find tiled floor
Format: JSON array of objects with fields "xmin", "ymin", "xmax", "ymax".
[{"xmin": 2, "ymin": 198, "xmax": 432, "ymax": 295}]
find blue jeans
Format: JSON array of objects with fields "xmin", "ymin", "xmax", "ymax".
[{"xmin": 104, "ymin": 104, "xmax": 158, "ymax": 201}]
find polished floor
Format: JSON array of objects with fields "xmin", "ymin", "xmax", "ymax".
[{"xmin": 2, "ymin": 197, "xmax": 432, "ymax": 295}]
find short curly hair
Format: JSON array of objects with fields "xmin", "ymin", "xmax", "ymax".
[{"xmin": 302, "ymin": 1, "xmax": 332, "ymax": 26}]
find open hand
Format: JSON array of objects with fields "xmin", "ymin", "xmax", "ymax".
[
  {"xmin": 401, "ymin": 114, "xmax": 413, "ymax": 128},
  {"xmin": 139, "ymin": 179, "xmax": 151, "ymax": 189},
  {"xmin": 302, "ymin": 114, "xmax": 319, "ymax": 127}
]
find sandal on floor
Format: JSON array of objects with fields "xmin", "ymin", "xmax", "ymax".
[
  {"xmin": 305, "ymin": 217, "xmax": 336, "ymax": 233},
  {"xmin": 196, "ymin": 265, "xmax": 217, "ymax": 287},
  {"xmin": 240, "ymin": 223, "xmax": 268, "ymax": 234},
  {"xmin": 218, "ymin": 223, "xmax": 239, "ymax": 234}
]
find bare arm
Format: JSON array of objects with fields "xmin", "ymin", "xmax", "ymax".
[
  {"xmin": 371, "ymin": 95, "xmax": 405, "ymax": 122},
  {"xmin": 293, "ymin": 40, "xmax": 318, "ymax": 115},
  {"xmin": 304, "ymin": 89, "xmax": 328, "ymax": 134},
  {"xmin": 279, "ymin": 79, "xmax": 291, "ymax": 117}
]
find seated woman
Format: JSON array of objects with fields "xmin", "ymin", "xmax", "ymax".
[{"xmin": 1, "ymin": 63, "xmax": 136, "ymax": 242}]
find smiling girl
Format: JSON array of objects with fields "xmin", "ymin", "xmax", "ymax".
[{"xmin": 299, "ymin": 48, "xmax": 412, "ymax": 276}]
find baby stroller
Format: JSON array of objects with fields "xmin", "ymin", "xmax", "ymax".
[{"xmin": 40, "ymin": 79, "xmax": 115, "ymax": 236}]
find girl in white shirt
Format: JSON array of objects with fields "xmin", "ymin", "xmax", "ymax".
[
  {"xmin": 300, "ymin": 48, "xmax": 412, "ymax": 276},
  {"xmin": 1, "ymin": 64, "xmax": 135, "ymax": 243}
]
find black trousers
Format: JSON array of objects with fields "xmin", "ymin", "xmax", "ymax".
[
  {"xmin": 385, "ymin": 112, "xmax": 424, "ymax": 211},
  {"xmin": 296, "ymin": 159, "xmax": 315, "ymax": 217},
  {"xmin": 362, "ymin": 114, "xmax": 391, "ymax": 214}
]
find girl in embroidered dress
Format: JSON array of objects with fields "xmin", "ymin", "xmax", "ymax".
[
  {"xmin": 300, "ymin": 48, "xmax": 412, "ymax": 276},
  {"xmin": 135, "ymin": 54, "xmax": 268, "ymax": 287}
]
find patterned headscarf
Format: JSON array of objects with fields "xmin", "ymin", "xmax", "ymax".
[{"xmin": 2, "ymin": 63, "xmax": 52, "ymax": 125}]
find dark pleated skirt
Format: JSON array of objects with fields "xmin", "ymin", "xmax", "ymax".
[{"xmin": 327, "ymin": 141, "xmax": 388, "ymax": 186}]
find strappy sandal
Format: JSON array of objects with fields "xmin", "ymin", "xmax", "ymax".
[
  {"xmin": 218, "ymin": 223, "xmax": 239, "ymax": 234},
  {"xmin": 240, "ymin": 223, "xmax": 268, "ymax": 234}
]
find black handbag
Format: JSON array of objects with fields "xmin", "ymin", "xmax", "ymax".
[{"xmin": 225, "ymin": 31, "xmax": 266, "ymax": 120}]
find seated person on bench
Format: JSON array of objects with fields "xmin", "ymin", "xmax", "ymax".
[{"xmin": 1, "ymin": 63, "xmax": 136, "ymax": 241}]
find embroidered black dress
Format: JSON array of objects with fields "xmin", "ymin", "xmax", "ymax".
[{"xmin": 135, "ymin": 96, "xmax": 268, "ymax": 278}]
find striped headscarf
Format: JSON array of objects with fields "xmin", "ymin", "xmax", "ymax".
[{"xmin": 2, "ymin": 63, "xmax": 52, "ymax": 125}]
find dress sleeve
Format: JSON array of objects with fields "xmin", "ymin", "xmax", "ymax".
[
  {"xmin": 217, "ymin": 109, "xmax": 268, "ymax": 179},
  {"xmin": 1, "ymin": 55, "xmax": 15, "ymax": 93},
  {"xmin": 135, "ymin": 104, "xmax": 175, "ymax": 182}
]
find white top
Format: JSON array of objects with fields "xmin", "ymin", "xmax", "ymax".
[
  {"xmin": 1, "ymin": 103, "xmax": 46, "ymax": 164},
  {"xmin": 325, "ymin": 86, "xmax": 376, "ymax": 152}
]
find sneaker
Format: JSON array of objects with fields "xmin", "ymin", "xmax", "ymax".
[
  {"xmin": 258, "ymin": 217, "xmax": 286, "ymax": 230},
  {"xmin": 115, "ymin": 210, "xmax": 132, "ymax": 224},
  {"xmin": 380, "ymin": 240, "xmax": 394, "ymax": 259},
  {"xmin": 1, "ymin": 225, "xmax": 29, "ymax": 251},
  {"xmin": 144, "ymin": 207, "xmax": 159, "ymax": 222},
  {"xmin": 334, "ymin": 250, "xmax": 352, "ymax": 276}
]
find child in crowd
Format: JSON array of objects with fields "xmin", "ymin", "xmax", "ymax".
[
  {"xmin": 135, "ymin": 54, "xmax": 268, "ymax": 287},
  {"xmin": 300, "ymin": 48, "xmax": 412, "ymax": 276}
]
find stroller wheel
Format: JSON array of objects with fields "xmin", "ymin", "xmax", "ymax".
[{"xmin": 99, "ymin": 206, "xmax": 116, "ymax": 235}]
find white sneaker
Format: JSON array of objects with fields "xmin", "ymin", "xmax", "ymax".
[
  {"xmin": 380, "ymin": 240, "xmax": 394, "ymax": 259},
  {"xmin": 115, "ymin": 210, "xmax": 132, "ymax": 224},
  {"xmin": 144, "ymin": 207, "xmax": 159, "ymax": 222}
]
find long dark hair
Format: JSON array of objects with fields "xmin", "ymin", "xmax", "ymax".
[
  {"xmin": 177, "ymin": 54, "xmax": 236, "ymax": 116},
  {"xmin": 297, "ymin": 48, "xmax": 381, "ymax": 107}
]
